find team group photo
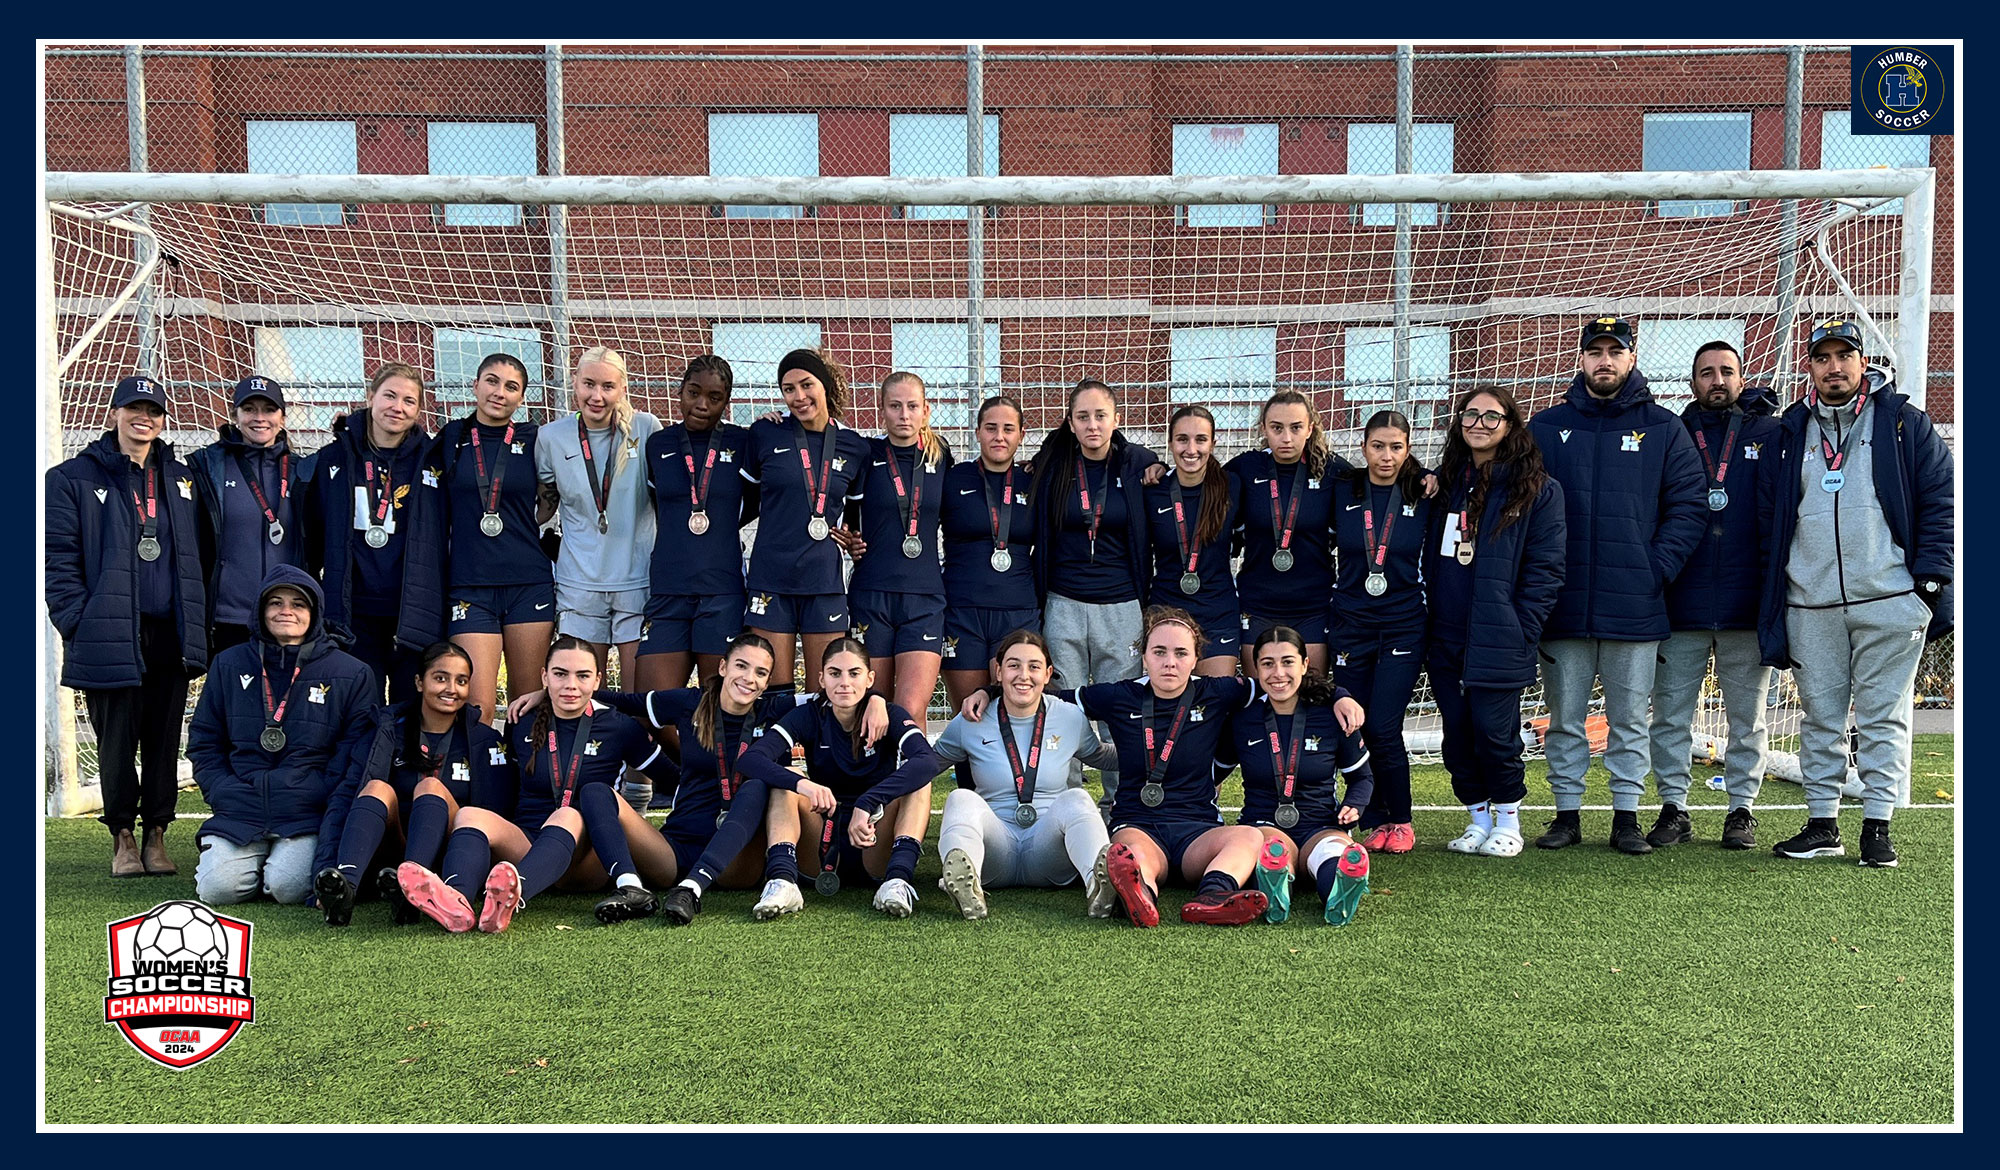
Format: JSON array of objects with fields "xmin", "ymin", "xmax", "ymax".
[{"xmin": 38, "ymin": 40, "xmax": 1960, "ymax": 1128}]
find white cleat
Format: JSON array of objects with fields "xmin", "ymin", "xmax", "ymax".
[
  {"xmin": 751, "ymin": 878, "xmax": 804, "ymax": 920},
  {"xmin": 1085, "ymin": 843, "xmax": 1118, "ymax": 918},
  {"xmin": 940, "ymin": 848, "xmax": 988, "ymax": 920},
  {"xmin": 1478, "ymin": 828, "xmax": 1524, "ymax": 858},
  {"xmin": 873, "ymin": 876, "xmax": 919, "ymax": 918},
  {"xmin": 1445, "ymin": 824, "xmax": 1491, "ymax": 854}
]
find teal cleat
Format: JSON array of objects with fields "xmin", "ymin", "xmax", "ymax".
[
  {"xmin": 1255, "ymin": 838, "xmax": 1293, "ymax": 924},
  {"xmin": 1324, "ymin": 843, "xmax": 1371, "ymax": 927}
]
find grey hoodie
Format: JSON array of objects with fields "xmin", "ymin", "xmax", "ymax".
[{"xmin": 1785, "ymin": 376, "xmax": 1915, "ymax": 608}]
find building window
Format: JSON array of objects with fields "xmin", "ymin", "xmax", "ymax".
[
  {"xmin": 1169, "ymin": 325, "xmax": 1278, "ymax": 430},
  {"xmin": 1820, "ymin": 111, "xmax": 1931, "ymax": 216},
  {"xmin": 428, "ymin": 122, "xmax": 538, "ymax": 227},
  {"xmin": 433, "ymin": 327, "xmax": 546, "ymax": 417},
  {"xmin": 1172, "ymin": 124, "xmax": 1279, "ymax": 228},
  {"xmin": 251, "ymin": 326, "xmax": 364, "ymax": 433},
  {"xmin": 1638, "ymin": 319, "xmax": 1747, "ymax": 411},
  {"xmin": 891, "ymin": 321, "xmax": 1002, "ymax": 428},
  {"xmin": 1643, "ymin": 112, "xmax": 1752, "ymax": 218},
  {"xmin": 890, "ymin": 114, "xmax": 1000, "ymax": 222},
  {"xmin": 247, "ymin": 120, "xmax": 356, "ymax": 227},
  {"xmin": 711, "ymin": 322, "xmax": 823, "ymax": 423},
  {"xmin": 1344, "ymin": 326, "xmax": 1451, "ymax": 428},
  {"xmin": 709, "ymin": 114, "xmax": 819, "ymax": 220},
  {"xmin": 1347, "ymin": 123, "xmax": 1456, "ymax": 227}
]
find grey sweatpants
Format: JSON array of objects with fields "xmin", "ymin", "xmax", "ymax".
[
  {"xmin": 937, "ymin": 787, "xmax": 1109, "ymax": 887},
  {"xmin": 1649, "ymin": 628, "xmax": 1772, "ymax": 810},
  {"xmin": 1786, "ymin": 593, "xmax": 1930, "ymax": 820},
  {"xmin": 1541, "ymin": 637, "xmax": 1660, "ymax": 813},
  {"xmin": 1042, "ymin": 595, "xmax": 1143, "ymax": 798}
]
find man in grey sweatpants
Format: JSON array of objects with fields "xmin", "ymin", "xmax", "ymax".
[{"xmin": 1756, "ymin": 319, "xmax": 1955, "ymax": 867}]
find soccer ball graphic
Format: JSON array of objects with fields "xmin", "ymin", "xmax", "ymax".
[{"xmin": 133, "ymin": 901, "xmax": 227, "ymax": 967}]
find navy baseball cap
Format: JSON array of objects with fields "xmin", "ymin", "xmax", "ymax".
[
  {"xmin": 1580, "ymin": 316, "xmax": 1636, "ymax": 350},
  {"xmin": 1809, "ymin": 319, "xmax": 1864, "ymax": 353},
  {"xmin": 110, "ymin": 374, "xmax": 168, "ymax": 412},
  {"xmin": 233, "ymin": 374, "xmax": 286, "ymax": 409}
]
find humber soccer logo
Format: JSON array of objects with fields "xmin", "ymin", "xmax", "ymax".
[
  {"xmin": 1853, "ymin": 46, "xmax": 1951, "ymax": 134},
  {"xmin": 104, "ymin": 900, "xmax": 256, "ymax": 1069}
]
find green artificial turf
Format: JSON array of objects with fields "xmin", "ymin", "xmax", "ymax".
[{"xmin": 44, "ymin": 735, "xmax": 1958, "ymax": 1125}]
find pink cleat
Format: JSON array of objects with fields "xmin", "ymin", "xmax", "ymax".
[
  {"xmin": 478, "ymin": 861, "xmax": 523, "ymax": 934},
  {"xmin": 1361, "ymin": 825, "xmax": 1395, "ymax": 852},
  {"xmin": 398, "ymin": 861, "xmax": 475, "ymax": 934},
  {"xmin": 1384, "ymin": 823, "xmax": 1417, "ymax": 854}
]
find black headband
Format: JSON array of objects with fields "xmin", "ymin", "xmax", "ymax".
[{"xmin": 777, "ymin": 350, "xmax": 834, "ymax": 391}]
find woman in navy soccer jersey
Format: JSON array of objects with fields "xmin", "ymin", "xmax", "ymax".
[
  {"xmin": 740, "ymin": 350, "xmax": 872, "ymax": 695},
  {"xmin": 1141, "ymin": 405, "xmax": 1241, "ymax": 677},
  {"xmin": 832, "ymin": 372, "xmax": 952, "ymax": 720},
  {"xmin": 1228, "ymin": 389, "xmax": 1342, "ymax": 673},
  {"xmin": 1330, "ymin": 411, "xmax": 1434, "ymax": 857},
  {"xmin": 310, "ymin": 641, "xmax": 514, "ymax": 926},
  {"xmin": 938, "ymin": 394, "xmax": 1039, "ymax": 709},
  {"xmin": 434, "ymin": 353, "xmax": 553, "ymax": 726},
  {"xmin": 638, "ymin": 355, "xmax": 755, "ymax": 695},
  {"xmin": 1226, "ymin": 626, "xmax": 1375, "ymax": 927},
  {"xmin": 734, "ymin": 637, "xmax": 939, "ymax": 920},
  {"xmin": 394, "ymin": 634, "xmax": 673, "ymax": 932}
]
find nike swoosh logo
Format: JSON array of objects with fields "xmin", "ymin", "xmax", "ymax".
[
  {"xmin": 1345, "ymin": 504, "xmax": 1362, "ymax": 511},
  {"xmin": 535, "ymin": 603, "xmax": 551, "ymax": 611},
  {"xmin": 959, "ymin": 488, "xmax": 978, "ymax": 495},
  {"xmin": 1390, "ymin": 648, "xmax": 1412, "ymax": 656},
  {"xmin": 1157, "ymin": 506, "xmax": 1174, "ymax": 514},
  {"xmin": 828, "ymin": 614, "xmax": 843, "ymax": 621},
  {"xmin": 922, "ymin": 634, "xmax": 938, "ymax": 641},
  {"xmin": 1126, "ymin": 712, "xmax": 1143, "ymax": 719},
  {"xmin": 1253, "ymin": 478, "xmax": 1270, "ymax": 484},
  {"xmin": 872, "ymin": 460, "xmax": 887, "ymax": 467},
  {"xmin": 773, "ymin": 447, "xmax": 791, "ymax": 453}
]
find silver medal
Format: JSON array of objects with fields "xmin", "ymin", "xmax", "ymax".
[
  {"xmin": 1179, "ymin": 571, "xmax": 1201, "ymax": 595},
  {"xmin": 1365, "ymin": 572, "xmax": 1387, "ymax": 597},
  {"xmin": 1014, "ymin": 804, "xmax": 1037, "ymax": 828},
  {"xmin": 715, "ymin": 809, "xmax": 728, "ymax": 829},
  {"xmin": 136, "ymin": 536, "xmax": 162, "ymax": 562},
  {"xmin": 364, "ymin": 525, "xmax": 389, "ymax": 548},
  {"xmin": 259, "ymin": 725, "xmax": 287, "ymax": 752},
  {"xmin": 479, "ymin": 512, "xmax": 504, "ymax": 537},
  {"xmin": 268, "ymin": 521, "xmax": 285, "ymax": 545},
  {"xmin": 597, "ymin": 514, "xmax": 609, "ymax": 534},
  {"xmin": 1820, "ymin": 470, "xmax": 1844, "ymax": 494},
  {"xmin": 815, "ymin": 871, "xmax": 840, "ymax": 896},
  {"xmin": 688, "ymin": 511, "xmax": 711, "ymax": 535},
  {"xmin": 1707, "ymin": 487, "xmax": 1729, "ymax": 512},
  {"xmin": 1272, "ymin": 549, "xmax": 1295, "ymax": 572},
  {"xmin": 901, "ymin": 535, "xmax": 923, "ymax": 559},
  {"xmin": 808, "ymin": 515, "xmax": 830, "ymax": 541},
  {"xmin": 1140, "ymin": 782, "xmax": 1165, "ymax": 808},
  {"xmin": 1275, "ymin": 803, "xmax": 1301, "ymax": 830},
  {"xmin": 989, "ymin": 548, "xmax": 1012, "ymax": 573},
  {"xmin": 1455, "ymin": 541, "xmax": 1475, "ymax": 566}
]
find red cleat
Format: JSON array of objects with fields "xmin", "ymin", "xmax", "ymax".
[
  {"xmin": 478, "ymin": 861, "xmax": 522, "ymax": 934},
  {"xmin": 398, "ymin": 861, "xmax": 474, "ymax": 934},
  {"xmin": 1105, "ymin": 843, "xmax": 1159, "ymax": 928},
  {"xmin": 1384, "ymin": 823, "xmax": 1416, "ymax": 854},
  {"xmin": 1179, "ymin": 887, "xmax": 1270, "ymax": 926}
]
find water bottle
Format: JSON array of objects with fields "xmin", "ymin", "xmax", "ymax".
[{"xmin": 1705, "ymin": 774, "xmax": 1726, "ymax": 791}]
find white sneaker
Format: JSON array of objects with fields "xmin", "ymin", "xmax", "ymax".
[
  {"xmin": 751, "ymin": 878, "xmax": 804, "ymax": 920},
  {"xmin": 1478, "ymin": 828, "xmax": 1524, "ymax": 857},
  {"xmin": 1084, "ymin": 843, "xmax": 1118, "ymax": 918},
  {"xmin": 873, "ymin": 876, "xmax": 918, "ymax": 918},
  {"xmin": 939, "ymin": 849, "xmax": 987, "ymax": 920},
  {"xmin": 1446, "ymin": 824, "xmax": 1491, "ymax": 854}
]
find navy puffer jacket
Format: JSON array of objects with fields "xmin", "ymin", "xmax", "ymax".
[
  {"xmin": 298, "ymin": 410, "xmax": 446, "ymax": 651},
  {"xmin": 1667, "ymin": 385, "xmax": 1784, "ymax": 631},
  {"xmin": 45, "ymin": 433, "xmax": 208, "ymax": 688},
  {"xmin": 1528, "ymin": 371, "xmax": 1708, "ymax": 641},
  {"xmin": 187, "ymin": 424, "xmax": 308, "ymax": 632},
  {"xmin": 1423, "ymin": 463, "xmax": 1567, "ymax": 690},
  {"xmin": 185, "ymin": 565, "xmax": 379, "ymax": 875}
]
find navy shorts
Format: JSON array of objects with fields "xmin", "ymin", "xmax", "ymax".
[
  {"xmin": 1178, "ymin": 598, "xmax": 1241, "ymax": 657},
  {"xmin": 1242, "ymin": 608, "xmax": 1330, "ymax": 649},
  {"xmin": 640, "ymin": 591, "xmax": 747, "ymax": 658},
  {"xmin": 849, "ymin": 589, "xmax": 947, "ymax": 658},
  {"xmin": 744, "ymin": 590, "xmax": 850, "ymax": 636},
  {"xmin": 1113, "ymin": 817, "xmax": 1225, "ymax": 885},
  {"xmin": 941, "ymin": 604, "xmax": 1042, "ymax": 670},
  {"xmin": 662, "ymin": 827, "xmax": 708, "ymax": 877},
  {"xmin": 448, "ymin": 581, "xmax": 557, "ymax": 636}
]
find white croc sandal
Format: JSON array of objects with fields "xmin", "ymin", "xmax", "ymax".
[
  {"xmin": 1446, "ymin": 824, "xmax": 1491, "ymax": 854},
  {"xmin": 1478, "ymin": 828, "xmax": 1524, "ymax": 857}
]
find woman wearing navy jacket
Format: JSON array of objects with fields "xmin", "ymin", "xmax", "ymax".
[
  {"xmin": 736, "ymin": 637, "xmax": 939, "ymax": 921},
  {"xmin": 1426, "ymin": 387, "xmax": 1566, "ymax": 859},
  {"xmin": 1141, "ymin": 405, "xmax": 1241, "ymax": 677},
  {"xmin": 185, "ymin": 566, "xmax": 377, "ymax": 905},
  {"xmin": 639, "ymin": 355, "xmax": 756, "ymax": 694},
  {"xmin": 1333, "ymin": 411, "xmax": 1434, "ymax": 856},
  {"xmin": 739, "ymin": 350, "xmax": 873, "ymax": 694},
  {"xmin": 299, "ymin": 363, "xmax": 444, "ymax": 704},
  {"xmin": 938, "ymin": 394, "xmax": 1039, "ymax": 708},
  {"xmin": 434, "ymin": 353, "xmax": 552, "ymax": 726},
  {"xmin": 45, "ymin": 374, "xmax": 207, "ymax": 877},
  {"xmin": 189, "ymin": 374, "xmax": 309, "ymax": 654},
  {"xmin": 311, "ymin": 641, "xmax": 513, "ymax": 926}
]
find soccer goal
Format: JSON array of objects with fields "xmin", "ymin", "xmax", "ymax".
[{"xmin": 41, "ymin": 167, "xmax": 1938, "ymax": 813}]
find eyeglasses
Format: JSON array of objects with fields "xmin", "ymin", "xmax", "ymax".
[{"xmin": 1459, "ymin": 409, "xmax": 1507, "ymax": 429}]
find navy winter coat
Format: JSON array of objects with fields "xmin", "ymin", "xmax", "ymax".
[
  {"xmin": 185, "ymin": 565, "xmax": 379, "ymax": 876},
  {"xmin": 44, "ymin": 433, "xmax": 208, "ymax": 689},
  {"xmin": 1755, "ymin": 376, "xmax": 1955, "ymax": 667},
  {"xmin": 1029, "ymin": 431, "xmax": 1162, "ymax": 605},
  {"xmin": 1528, "ymin": 371, "xmax": 1707, "ymax": 641},
  {"xmin": 298, "ymin": 410, "xmax": 446, "ymax": 651},
  {"xmin": 187, "ymin": 424, "xmax": 309, "ymax": 631},
  {"xmin": 1423, "ymin": 464, "xmax": 1567, "ymax": 690},
  {"xmin": 1667, "ymin": 385, "xmax": 1785, "ymax": 631}
]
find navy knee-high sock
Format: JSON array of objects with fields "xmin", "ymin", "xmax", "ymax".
[
  {"xmin": 441, "ymin": 827, "xmax": 491, "ymax": 905},
  {"xmin": 763, "ymin": 841, "xmax": 799, "ymax": 884},
  {"xmin": 886, "ymin": 835, "xmax": 922, "ymax": 883},
  {"xmin": 335, "ymin": 795, "xmax": 391, "ymax": 877},
  {"xmin": 517, "ymin": 824, "xmax": 578, "ymax": 901},
  {"xmin": 1196, "ymin": 870, "xmax": 1240, "ymax": 897},
  {"xmin": 1313, "ymin": 858, "xmax": 1342, "ymax": 902},
  {"xmin": 689, "ymin": 779, "xmax": 769, "ymax": 891},
  {"xmin": 575, "ymin": 783, "xmax": 638, "ymax": 885},
  {"xmin": 403, "ymin": 794, "xmax": 452, "ymax": 870}
]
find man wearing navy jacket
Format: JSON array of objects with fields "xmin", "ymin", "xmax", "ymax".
[
  {"xmin": 1757, "ymin": 320, "xmax": 1954, "ymax": 868},
  {"xmin": 1528, "ymin": 317, "xmax": 1708, "ymax": 854},
  {"xmin": 1647, "ymin": 343, "xmax": 1783, "ymax": 850}
]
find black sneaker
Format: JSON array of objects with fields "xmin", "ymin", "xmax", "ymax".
[
  {"xmin": 595, "ymin": 884, "xmax": 659, "ymax": 924},
  {"xmin": 1858, "ymin": 819, "xmax": 1899, "ymax": 868},
  {"xmin": 1772, "ymin": 817, "xmax": 1844, "ymax": 860},
  {"xmin": 1646, "ymin": 804, "xmax": 1693, "ymax": 848},
  {"xmin": 378, "ymin": 865, "xmax": 423, "ymax": 925},
  {"xmin": 1536, "ymin": 811, "xmax": 1582, "ymax": 850},
  {"xmin": 314, "ymin": 867, "xmax": 357, "ymax": 927},
  {"xmin": 1721, "ymin": 807, "xmax": 1758, "ymax": 850},
  {"xmin": 660, "ymin": 885, "xmax": 702, "ymax": 926},
  {"xmin": 1609, "ymin": 811, "xmax": 1654, "ymax": 855}
]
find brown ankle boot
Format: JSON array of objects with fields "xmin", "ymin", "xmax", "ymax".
[
  {"xmin": 142, "ymin": 825, "xmax": 177, "ymax": 876},
  {"xmin": 111, "ymin": 829, "xmax": 144, "ymax": 878}
]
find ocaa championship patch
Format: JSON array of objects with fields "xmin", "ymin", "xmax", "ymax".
[
  {"xmin": 104, "ymin": 900, "xmax": 256, "ymax": 1069},
  {"xmin": 1851, "ymin": 45, "xmax": 1954, "ymax": 135}
]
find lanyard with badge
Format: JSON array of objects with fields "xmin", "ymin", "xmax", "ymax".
[
  {"xmin": 684, "ymin": 428, "xmax": 721, "ymax": 535},
  {"xmin": 1169, "ymin": 477, "xmax": 1203, "ymax": 595},
  {"xmin": 1075, "ymin": 458, "xmax": 1109, "ymax": 559},
  {"xmin": 470, "ymin": 422, "xmax": 516, "ymax": 537},
  {"xmin": 795, "ymin": 420, "xmax": 839, "ymax": 541},
  {"xmin": 132, "ymin": 455, "xmax": 162, "ymax": 562},
  {"xmin": 996, "ymin": 700, "xmax": 1049, "ymax": 827},
  {"xmin": 1694, "ymin": 413, "xmax": 1744, "ymax": 511},
  {"xmin": 231, "ymin": 450, "xmax": 290, "ymax": 545},
  {"xmin": 361, "ymin": 446, "xmax": 397, "ymax": 549},
  {"xmin": 1265, "ymin": 704, "xmax": 1305, "ymax": 829},
  {"xmin": 983, "ymin": 465, "xmax": 1016, "ymax": 573},
  {"xmin": 258, "ymin": 658, "xmax": 305, "ymax": 752},
  {"xmin": 885, "ymin": 445, "xmax": 926, "ymax": 558},
  {"xmin": 1361, "ymin": 487, "xmax": 1397, "ymax": 596},
  {"xmin": 1268, "ymin": 459, "xmax": 1307, "ymax": 572},
  {"xmin": 1809, "ymin": 386, "xmax": 1869, "ymax": 494}
]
